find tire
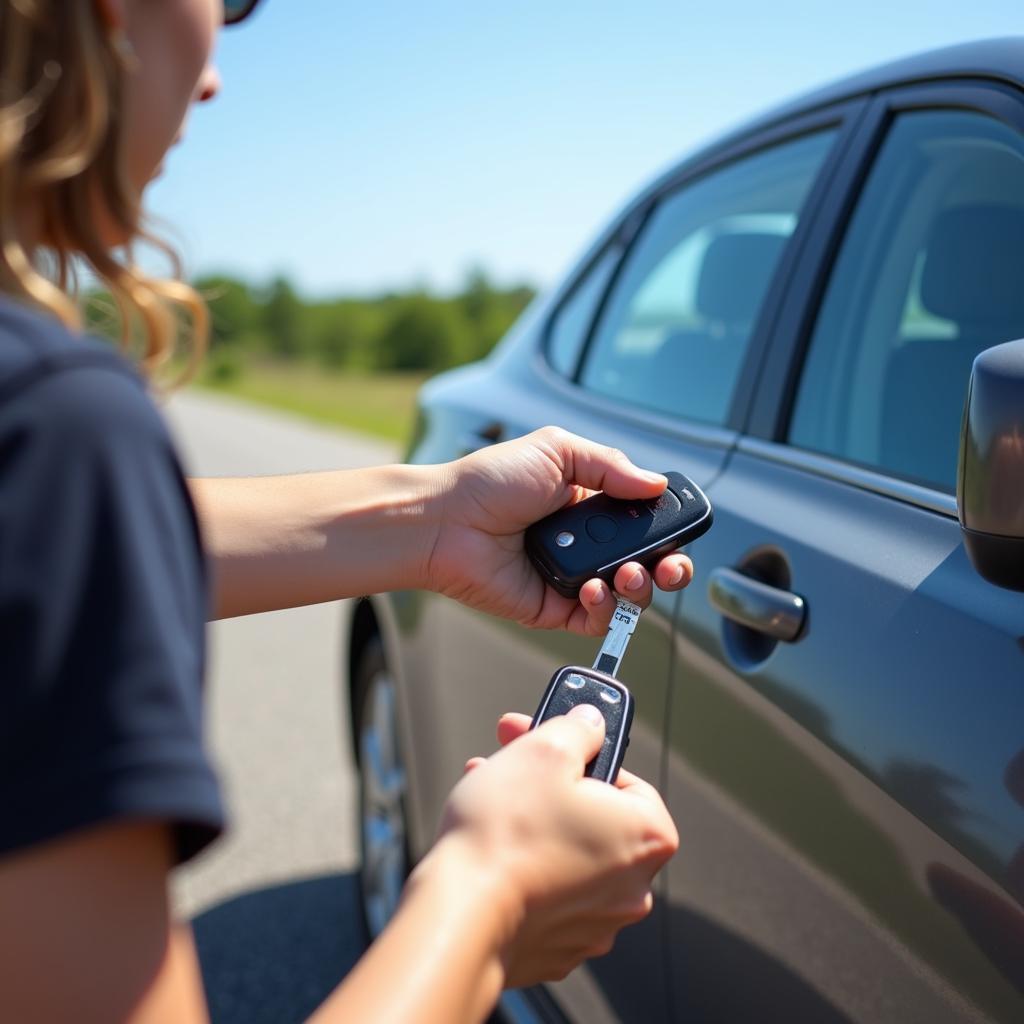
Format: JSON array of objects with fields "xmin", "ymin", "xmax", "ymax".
[{"xmin": 352, "ymin": 637, "xmax": 410, "ymax": 938}]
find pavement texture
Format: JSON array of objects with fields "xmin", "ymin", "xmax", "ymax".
[{"xmin": 163, "ymin": 389, "xmax": 398, "ymax": 1021}]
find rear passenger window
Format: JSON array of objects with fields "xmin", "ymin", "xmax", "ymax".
[
  {"xmin": 579, "ymin": 132, "xmax": 836, "ymax": 426},
  {"xmin": 790, "ymin": 110, "xmax": 1024, "ymax": 493},
  {"xmin": 546, "ymin": 244, "xmax": 622, "ymax": 377}
]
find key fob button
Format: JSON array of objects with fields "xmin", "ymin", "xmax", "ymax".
[
  {"xmin": 652, "ymin": 489, "xmax": 682, "ymax": 514},
  {"xmin": 585, "ymin": 514, "xmax": 619, "ymax": 543},
  {"xmin": 531, "ymin": 665, "xmax": 635, "ymax": 784},
  {"xmin": 555, "ymin": 531, "xmax": 575, "ymax": 547}
]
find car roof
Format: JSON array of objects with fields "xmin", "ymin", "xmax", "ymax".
[
  {"xmin": 752, "ymin": 36, "xmax": 1024, "ymax": 127},
  {"xmin": 643, "ymin": 37, "xmax": 1024, "ymax": 201}
]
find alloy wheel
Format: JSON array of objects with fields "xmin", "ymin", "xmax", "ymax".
[{"xmin": 358, "ymin": 661, "xmax": 409, "ymax": 937}]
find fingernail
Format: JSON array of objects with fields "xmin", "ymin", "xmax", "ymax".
[
  {"xmin": 668, "ymin": 564, "xmax": 684, "ymax": 586},
  {"xmin": 626, "ymin": 569, "xmax": 645, "ymax": 591},
  {"xmin": 590, "ymin": 583, "xmax": 607, "ymax": 606},
  {"xmin": 568, "ymin": 703, "xmax": 604, "ymax": 728},
  {"xmin": 642, "ymin": 470, "xmax": 667, "ymax": 484}
]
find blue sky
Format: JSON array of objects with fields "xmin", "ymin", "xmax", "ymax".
[{"xmin": 147, "ymin": 0, "xmax": 1023, "ymax": 298}]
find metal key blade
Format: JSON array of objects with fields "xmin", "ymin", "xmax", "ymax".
[{"xmin": 593, "ymin": 597, "xmax": 642, "ymax": 677}]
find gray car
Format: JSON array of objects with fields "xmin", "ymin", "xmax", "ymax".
[{"xmin": 342, "ymin": 37, "xmax": 1024, "ymax": 1024}]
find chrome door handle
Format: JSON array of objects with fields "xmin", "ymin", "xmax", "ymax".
[{"xmin": 708, "ymin": 567, "xmax": 806, "ymax": 642}]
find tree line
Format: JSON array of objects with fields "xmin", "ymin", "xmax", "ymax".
[{"xmin": 191, "ymin": 268, "xmax": 536, "ymax": 375}]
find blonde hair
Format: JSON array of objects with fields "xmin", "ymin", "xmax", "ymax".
[{"xmin": 0, "ymin": 0, "xmax": 207, "ymax": 384}]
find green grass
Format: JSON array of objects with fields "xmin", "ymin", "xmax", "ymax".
[{"xmin": 193, "ymin": 358, "xmax": 430, "ymax": 443}]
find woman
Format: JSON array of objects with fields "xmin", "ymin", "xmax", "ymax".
[{"xmin": 0, "ymin": 1, "xmax": 692, "ymax": 1021}]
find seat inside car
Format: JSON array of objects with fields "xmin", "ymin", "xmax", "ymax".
[
  {"xmin": 648, "ymin": 230, "xmax": 786, "ymax": 424},
  {"xmin": 881, "ymin": 204, "xmax": 1024, "ymax": 490}
]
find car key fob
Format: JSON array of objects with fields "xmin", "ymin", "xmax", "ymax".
[
  {"xmin": 530, "ymin": 666, "xmax": 634, "ymax": 783},
  {"xmin": 525, "ymin": 470, "xmax": 713, "ymax": 598}
]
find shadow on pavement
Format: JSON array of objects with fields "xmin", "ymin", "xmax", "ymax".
[{"xmin": 192, "ymin": 871, "xmax": 368, "ymax": 1024}]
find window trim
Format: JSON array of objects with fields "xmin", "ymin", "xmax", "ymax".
[
  {"xmin": 540, "ymin": 237, "xmax": 626, "ymax": 379},
  {"xmin": 538, "ymin": 204, "xmax": 648, "ymax": 379},
  {"xmin": 534, "ymin": 354, "xmax": 739, "ymax": 452},
  {"xmin": 748, "ymin": 78, "xmax": 1024, "ymax": 462},
  {"xmin": 533, "ymin": 98, "xmax": 867, "ymax": 435},
  {"xmin": 738, "ymin": 437, "xmax": 958, "ymax": 518}
]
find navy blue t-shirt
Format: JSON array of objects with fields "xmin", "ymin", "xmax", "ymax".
[{"xmin": 0, "ymin": 297, "xmax": 224, "ymax": 864}]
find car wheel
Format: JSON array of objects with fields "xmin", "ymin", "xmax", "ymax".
[{"xmin": 352, "ymin": 637, "xmax": 410, "ymax": 938}]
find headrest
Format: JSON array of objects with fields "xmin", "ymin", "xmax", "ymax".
[
  {"xmin": 921, "ymin": 205, "xmax": 1024, "ymax": 329},
  {"xmin": 696, "ymin": 232, "xmax": 787, "ymax": 324}
]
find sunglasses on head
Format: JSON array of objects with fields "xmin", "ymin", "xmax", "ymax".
[{"xmin": 223, "ymin": 0, "xmax": 264, "ymax": 26}]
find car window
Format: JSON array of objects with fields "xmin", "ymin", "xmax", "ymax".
[
  {"xmin": 578, "ymin": 131, "xmax": 837, "ymax": 426},
  {"xmin": 789, "ymin": 110, "xmax": 1024, "ymax": 493},
  {"xmin": 546, "ymin": 244, "xmax": 622, "ymax": 377}
]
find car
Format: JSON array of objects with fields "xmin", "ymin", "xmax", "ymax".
[{"xmin": 342, "ymin": 37, "xmax": 1024, "ymax": 1024}]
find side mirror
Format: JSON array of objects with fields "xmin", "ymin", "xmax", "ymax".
[{"xmin": 957, "ymin": 338, "xmax": 1024, "ymax": 590}]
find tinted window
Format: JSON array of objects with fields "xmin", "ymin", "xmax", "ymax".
[
  {"xmin": 579, "ymin": 131, "xmax": 836, "ymax": 425},
  {"xmin": 546, "ymin": 244, "xmax": 621, "ymax": 377},
  {"xmin": 790, "ymin": 111, "xmax": 1024, "ymax": 492}
]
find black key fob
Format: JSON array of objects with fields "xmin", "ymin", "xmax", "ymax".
[
  {"xmin": 530, "ymin": 666, "xmax": 634, "ymax": 783},
  {"xmin": 525, "ymin": 470, "xmax": 713, "ymax": 599}
]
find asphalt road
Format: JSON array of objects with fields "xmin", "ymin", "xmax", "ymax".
[{"xmin": 163, "ymin": 389, "xmax": 398, "ymax": 1023}]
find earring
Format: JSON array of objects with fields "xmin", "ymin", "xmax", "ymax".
[{"xmin": 111, "ymin": 29, "xmax": 140, "ymax": 72}]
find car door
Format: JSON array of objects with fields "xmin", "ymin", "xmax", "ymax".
[
  {"xmin": 667, "ymin": 82, "xmax": 1024, "ymax": 1023},
  {"xmin": 402, "ymin": 105, "xmax": 856, "ymax": 1023}
]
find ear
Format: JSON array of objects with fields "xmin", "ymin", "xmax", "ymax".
[{"xmin": 92, "ymin": 0, "xmax": 127, "ymax": 30}]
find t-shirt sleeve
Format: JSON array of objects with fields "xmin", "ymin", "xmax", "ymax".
[{"xmin": 0, "ymin": 361, "xmax": 225, "ymax": 863}]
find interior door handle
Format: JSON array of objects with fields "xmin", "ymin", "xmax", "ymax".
[{"xmin": 708, "ymin": 567, "xmax": 806, "ymax": 642}]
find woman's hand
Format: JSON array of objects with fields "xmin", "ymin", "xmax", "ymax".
[
  {"xmin": 192, "ymin": 425, "xmax": 693, "ymax": 626},
  {"xmin": 414, "ymin": 706, "xmax": 679, "ymax": 988},
  {"xmin": 426, "ymin": 426, "xmax": 694, "ymax": 635}
]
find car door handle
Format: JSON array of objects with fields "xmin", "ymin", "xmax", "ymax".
[
  {"xmin": 459, "ymin": 422, "xmax": 504, "ymax": 456},
  {"xmin": 708, "ymin": 567, "xmax": 806, "ymax": 642}
]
